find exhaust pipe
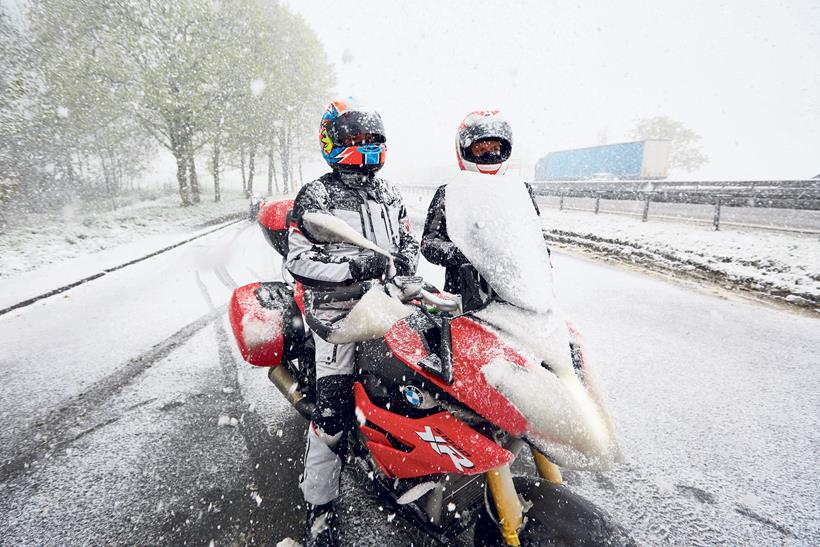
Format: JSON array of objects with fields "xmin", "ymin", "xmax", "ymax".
[{"xmin": 268, "ymin": 366, "xmax": 315, "ymax": 420}]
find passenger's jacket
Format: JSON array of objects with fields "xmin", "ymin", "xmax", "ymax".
[
  {"xmin": 286, "ymin": 171, "xmax": 419, "ymax": 292},
  {"xmin": 421, "ymin": 182, "xmax": 541, "ymax": 294}
]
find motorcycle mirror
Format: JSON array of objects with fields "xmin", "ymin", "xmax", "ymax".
[{"xmin": 302, "ymin": 212, "xmax": 392, "ymax": 260}]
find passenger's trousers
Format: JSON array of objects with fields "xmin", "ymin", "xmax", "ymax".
[{"xmin": 299, "ymin": 336, "xmax": 356, "ymax": 506}]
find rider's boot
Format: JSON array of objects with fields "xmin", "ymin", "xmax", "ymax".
[{"xmin": 304, "ymin": 501, "xmax": 338, "ymax": 547}]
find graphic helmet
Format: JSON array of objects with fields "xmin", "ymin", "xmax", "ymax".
[
  {"xmin": 320, "ymin": 98, "xmax": 386, "ymax": 174},
  {"xmin": 455, "ymin": 111, "xmax": 513, "ymax": 175}
]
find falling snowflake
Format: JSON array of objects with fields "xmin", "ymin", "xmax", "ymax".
[
  {"xmin": 250, "ymin": 78, "xmax": 266, "ymax": 97},
  {"xmin": 355, "ymin": 407, "xmax": 366, "ymax": 425}
]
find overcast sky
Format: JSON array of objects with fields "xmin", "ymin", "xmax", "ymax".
[
  {"xmin": 4, "ymin": 0, "xmax": 817, "ymax": 182},
  {"xmin": 288, "ymin": 0, "xmax": 820, "ymax": 181}
]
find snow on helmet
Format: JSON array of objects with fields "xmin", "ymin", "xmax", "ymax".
[
  {"xmin": 319, "ymin": 98, "xmax": 386, "ymax": 174},
  {"xmin": 455, "ymin": 111, "xmax": 513, "ymax": 175}
]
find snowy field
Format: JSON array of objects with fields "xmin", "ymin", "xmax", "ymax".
[
  {"xmin": 0, "ymin": 217, "xmax": 817, "ymax": 546},
  {"xmin": 0, "ymin": 191, "xmax": 250, "ymax": 279},
  {"xmin": 536, "ymin": 203, "xmax": 820, "ymax": 311}
]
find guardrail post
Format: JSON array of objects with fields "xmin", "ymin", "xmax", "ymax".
[
  {"xmin": 642, "ymin": 194, "xmax": 651, "ymax": 222},
  {"xmin": 713, "ymin": 197, "xmax": 721, "ymax": 231},
  {"xmin": 594, "ymin": 195, "xmax": 600, "ymax": 214},
  {"xmin": 559, "ymin": 194, "xmax": 564, "ymax": 211}
]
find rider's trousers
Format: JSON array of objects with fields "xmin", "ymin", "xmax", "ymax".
[{"xmin": 300, "ymin": 335, "xmax": 356, "ymax": 506}]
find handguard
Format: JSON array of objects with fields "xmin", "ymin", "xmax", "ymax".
[{"xmin": 304, "ymin": 284, "xmax": 415, "ymax": 345}]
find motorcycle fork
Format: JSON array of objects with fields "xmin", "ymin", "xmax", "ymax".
[
  {"xmin": 486, "ymin": 463, "xmax": 523, "ymax": 546},
  {"xmin": 531, "ymin": 448, "xmax": 562, "ymax": 484}
]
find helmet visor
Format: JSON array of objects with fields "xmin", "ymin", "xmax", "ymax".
[
  {"xmin": 329, "ymin": 110, "xmax": 386, "ymax": 146},
  {"xmin": 462, "ymin": 137, "xmax": 512, "ymax": 164},
  {"xmin": 459, "ymin": 117, "xmax": 513, "ymax": 164},
  {"xmin": 459, "ymin": 117, "xmax": 513, "ymax": 148}
]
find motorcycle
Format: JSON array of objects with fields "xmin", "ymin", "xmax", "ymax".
[{"xmin": 231, "ymin": 174, "xmax": 633, "ymax": 546}]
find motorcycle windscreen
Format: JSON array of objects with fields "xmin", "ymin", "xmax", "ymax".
[
  {"xmin": 446, "ymin": 172, "xmax": 622, "ymax": 470},
  {"xmin": 445, "ymin": 171, "xmax": 555, "ymax": 314}
]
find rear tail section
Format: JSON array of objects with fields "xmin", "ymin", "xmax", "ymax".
[{"xmin": 257, "ymin": 199, "xmax": 294, "ymax": 257}]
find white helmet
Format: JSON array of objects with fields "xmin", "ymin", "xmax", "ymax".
[{"xmin": 455, "ymin": 111, "xmax": 513, "ymax": 175}]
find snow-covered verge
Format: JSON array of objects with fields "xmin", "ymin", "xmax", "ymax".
[
  {"xmin": 538, "ymin": 207, "xmax": 820, "ymax": 311},
  {"xmin": 0, "ymin": 191, "xmax": 250, "ymax": 278}
]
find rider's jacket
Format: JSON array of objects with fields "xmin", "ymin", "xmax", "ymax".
[
  {"xmin": 286, "ymin": 171, "xmax": 419, "ymax": 292},
  {"xmin": 421, "ymin": 182, "xmax": 541, "ymax": 294}
]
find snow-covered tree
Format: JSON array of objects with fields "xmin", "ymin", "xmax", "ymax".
[
  {"xmin": 5, "ymin": 0, "xmax": 334, "ymax": 208},
  {"xmin": 628, "ymin": 116, "xmax": 708, "ymax": 172},
  {"xmin": 216, "ymin": 3, "xmax": 333, "ymax": 199},
  {"xmin": 0, "ymin": 7, "xmax": 35, "ymax": 209},
  {"xmin": 0, "ymin": 1, "xmax": 153, "ymax": 211}
]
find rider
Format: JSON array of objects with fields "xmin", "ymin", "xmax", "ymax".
[
  {"xmin": 421, "ymin": 110, "xmax": 541, "ymax": 294},
  {"xmin": 285, "ymin": 98, "xmax": 419, "ymax": 547}
]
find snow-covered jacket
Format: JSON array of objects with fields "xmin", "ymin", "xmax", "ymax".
[
  {"xmin": 421, "ymin": 183, "xmax": 541, "ymax": 294},
  {"xmin": 285, "ymin": 172, "xmax": 419, "ymax": 291}
]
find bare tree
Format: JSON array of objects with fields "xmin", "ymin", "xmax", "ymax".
[{"xmin": 628, "ymin": 116, "xmax": 708, "ymax": 172}]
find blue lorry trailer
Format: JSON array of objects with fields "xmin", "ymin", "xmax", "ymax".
[{"xmin": 535, "ymin": 140, "xmax": 671, "ymax": 181}]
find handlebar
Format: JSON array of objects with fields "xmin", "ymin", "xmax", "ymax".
[
  {"xmin": 305, "ymin": 277, "xmax": 460, "ymax": 312},
  {"xmin": 309, "ymin": 284, "xmax": 367, "ymax": 305},
  {"xmin": 419, "ymin": 289, "xmax": 460, "ymax": 312},
  {"xmin": 298, "ymin": 213, "xmax": 460, "ymax": 311}
]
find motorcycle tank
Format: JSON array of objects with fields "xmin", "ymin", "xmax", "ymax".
[{"xmin": 445, "ymin": 172, "xmax": 622, "ymax": 470}]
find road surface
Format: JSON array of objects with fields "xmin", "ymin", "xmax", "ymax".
[{"xmin": 0, "ymin": 219, "xmax": 817, "ymax": 546}]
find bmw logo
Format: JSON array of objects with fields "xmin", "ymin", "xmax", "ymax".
[{"xmin": 401, "ymin": 385, "xmax": 424, "ymax": 408}]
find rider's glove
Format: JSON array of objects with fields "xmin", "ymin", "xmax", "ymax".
[
  {"xmin": 391, "ymin": 252, "xmax": 415, "ymax": 277},
  {"xmin": 348, "ymin": 251, "xmax": 389, "ymax": 282}
]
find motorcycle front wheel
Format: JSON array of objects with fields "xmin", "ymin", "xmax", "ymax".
[{"xmin": 473, "ymin": 476, "xmax": 635, "ymax": 547}]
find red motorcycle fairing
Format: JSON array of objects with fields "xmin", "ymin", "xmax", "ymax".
[
  {"xmin": 384, "ymin": 316, "xmax": 530, "ymax": 437},
  {"xmin": 354, "ymin": 383, "xmax": 512, "ymax": 479}
]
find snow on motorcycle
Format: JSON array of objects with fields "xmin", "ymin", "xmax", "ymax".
[{"xmin": 230, "ymin": 172, "xmax": 634, "ymax": 545}]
